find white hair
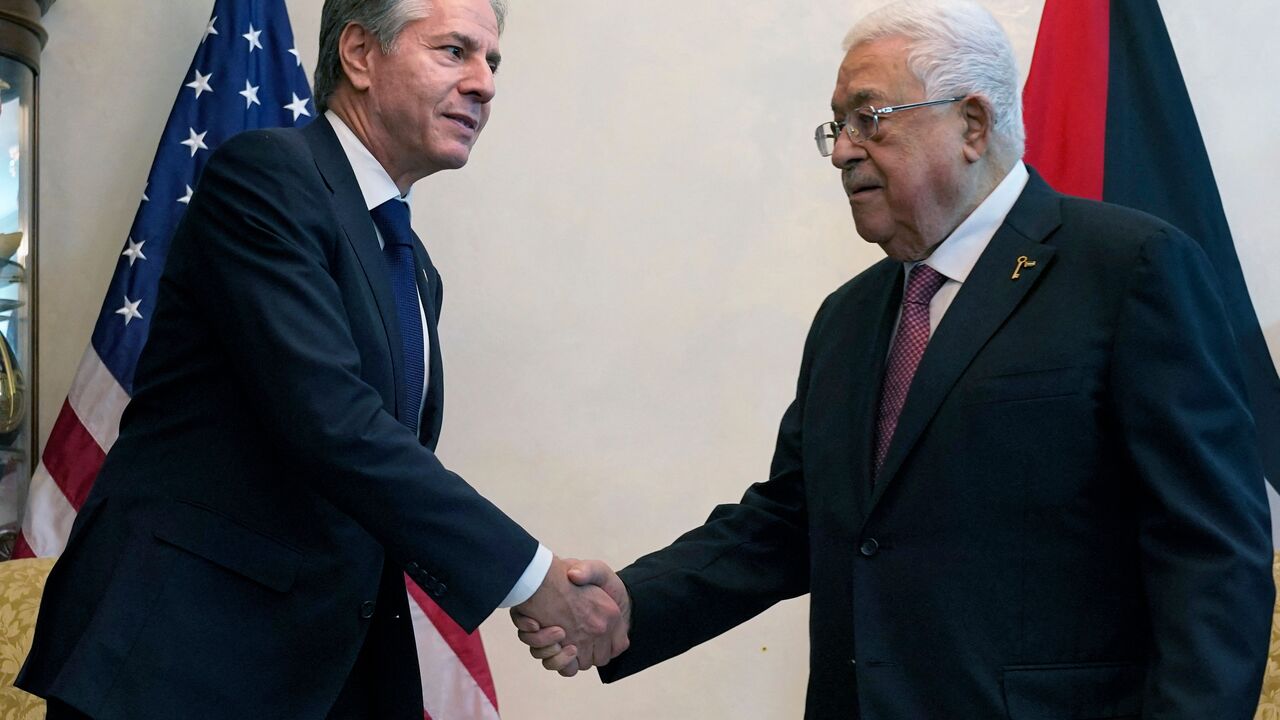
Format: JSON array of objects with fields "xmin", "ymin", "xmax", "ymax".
[{"xmin": 843, "ymin": 0, "xmax": 1025, "ymax": 161}]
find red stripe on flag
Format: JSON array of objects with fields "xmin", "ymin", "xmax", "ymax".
[
  {"xmin": 42, "ymin": 399, "xmax": 107, "ymax": 511},
  {"xmin": 406, "ymin": 580, "xmax": 500, "ymax": 713},
  {"xmin": 11, "ymin": 529, "xmax": 33, "ymax": 558},
  {"xmin": 1023, "ymin": 0, "xmax": 1110, "ymax": 200}
]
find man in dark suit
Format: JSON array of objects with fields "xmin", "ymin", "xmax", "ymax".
[
  {"xmin": 17, "ymin": 1, "xmax": 625, "ymax": 718},
  {"xmin": 514, "ymin": 1, "xmax": 1274, "ymax": 717}
]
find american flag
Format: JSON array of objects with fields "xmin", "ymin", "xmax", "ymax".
[{"xmin": 13, "ymin": 1, "xmax": 500, "ymax": 717}]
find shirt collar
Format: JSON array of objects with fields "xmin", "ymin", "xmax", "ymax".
[
  {"xmin": 325, "ymin": 109, "xmax": 412, "ymax": 211},
  {"xmin": 914, "ymin": 161, "xmax": 1029, "ymax": 283}
]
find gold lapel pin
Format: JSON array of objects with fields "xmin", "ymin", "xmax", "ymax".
[{"xmin": 1011, "ymin": 255, "xmax": 1037, "ymax": 280}]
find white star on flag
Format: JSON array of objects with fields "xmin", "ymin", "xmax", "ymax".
[
  {"xmin": 202, "ymin": 15, "xmax": 219, "ymax": 44},
  {"xmin": 243, "ymin": 24, "xmax": 263, "ymax": 52},
  {"xmin": 115, "ymin": 297, "xmax": 144, "ymax": 325},
  {"xmin": 185, "ymin": 70, "xmax": 214, "ymax": 99},
  {"xmin": 289, "ymin": 47, "xmax": 301, "ymax": 66},
  {"xmin": 121, "ymin": 238, "xmax": 147, "ymax": 267},
  {"xmin": 181, "ymin": 128, "xmax": 209, "ymax": 157},
  {"xmin": 142, "ymin": 185, "xmax": 149, "ymax": 202},
  {"xmin": 178, "ymin": 185, "xmax": 194, "ymax": 205},
  {"xmin": 239, "ymin": 80, "xmax": 261, "ymax": 108},
  {"xmin": 284, "ymin": 93, "xmax": 311, "ymax": 122}
]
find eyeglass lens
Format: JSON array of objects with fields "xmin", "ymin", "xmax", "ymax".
[
  {"xmin": 815, "ymin": 110, "xmax": 880, "ymax": 156},
  {"xmin": 849, "ymin": 110, "xmax": 878, "ymax": 141}
]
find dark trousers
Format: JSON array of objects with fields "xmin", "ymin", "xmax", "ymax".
[
  {"xmin": 46, "ymin": 685, "xmax": 386, "ymax": 720},
  {"xmin": 44, "ymin": 670, "xmax": 387, "ymax": 720},
  {"xmin": 326, "ymin": 564, "xmax": 423, "ymax": 720},
  {"xmin": 45, "ymin": 568, "xmax": 420, "ymax": 720},
  {"xmin": 326, "ymin": 617, "xmax": 378, "ymax": 720},
  {"xmin": 44, "ymin": 698, "xmax": 92, "ymax": 719}
]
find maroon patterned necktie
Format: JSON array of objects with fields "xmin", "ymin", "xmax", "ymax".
[{"xmin": 874, "ymin": 263, "xmax": 949, "ymax": 477}]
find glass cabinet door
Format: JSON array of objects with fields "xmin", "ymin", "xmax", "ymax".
[
  {"xmin": 0, "ymin": 0, "xmax": 49, "ymax": 560},
  {"xmin": 0, "ymin": 58, "xmax": 32, "ymax": 550}
]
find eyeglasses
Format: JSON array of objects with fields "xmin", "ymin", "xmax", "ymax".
[{"xmin": 814, "ymin": 96, "xmax": 966, "ymax": 157}]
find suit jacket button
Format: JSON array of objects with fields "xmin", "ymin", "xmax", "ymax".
[
  {"xmin": 859, "ymin": 538, "xmax": 880, "ymax": 557},
  {"xmin": 849, "ymin": 658, "xmax": 857, "ymax": 668},
  {"xmin": 360, "ymin": 601, "xmax": 376, "ymax": 619},
  {"xmin": 434, "ymin": 582, "xmax": 448, "ymax": 597}
]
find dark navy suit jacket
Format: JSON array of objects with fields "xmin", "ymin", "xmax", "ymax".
[
  {"xmin": 18, "ymin": 117, "xmax": 536, "ymax": 719},
  {"xmin": 599, "ymin": 171, "xmax": 1274, "ymax": 720}
]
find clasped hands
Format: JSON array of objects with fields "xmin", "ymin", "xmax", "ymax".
[{"xmin": 511, "ymin": 555, "xmax": 630, "ymax": 677}]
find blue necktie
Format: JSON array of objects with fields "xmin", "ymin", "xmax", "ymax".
[{"xmin": 369, "ymin": 198, "xmax": 425, "ymax": 431}]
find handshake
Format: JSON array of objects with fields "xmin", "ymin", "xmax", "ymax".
[{"xmin": 509, "ymin": 555, "xmax": 630, "ymax": 677}]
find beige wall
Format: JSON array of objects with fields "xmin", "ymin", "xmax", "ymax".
[{"xmin": 38, "ymin": 1, "xmax": 1280, "ymax": 717}]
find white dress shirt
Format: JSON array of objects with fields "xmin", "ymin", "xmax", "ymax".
[
  {"xmin": 327, "ymin": 110, "xmax": 551, "ymax": 607},
  {"xmin": 898, "ymin": 161, "xmax": 1030, "ymax": 336}
]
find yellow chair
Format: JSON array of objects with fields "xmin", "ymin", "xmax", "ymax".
[
  {"xmin": 0, "ymin": 556, "xmax": 54, "ymax": 719},
  {"xmin": 1257, "ymin": 551, "xmax": 1280, "ymax": 719}
]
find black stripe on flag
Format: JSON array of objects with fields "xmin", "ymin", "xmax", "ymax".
[{"xmin": 1102, "ymin": 0, "xmax": 1280, "ymax": 489}]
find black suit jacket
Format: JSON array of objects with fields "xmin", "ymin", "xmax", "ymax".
[
  {"xmin": 600, "ymin": 171, "xmax": 1274, "ymax": 719},
  {"xmin": 17, "ymin": 117, "xmax": 536, "ymax": 719}
]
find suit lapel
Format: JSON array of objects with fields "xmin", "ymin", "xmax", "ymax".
[
  {"xmin": 788, "ymin": 259, "xmax": 902, "ymax": 530},
  {"xmin": 304, "ymin": 117, "xmax": 405, "ymax": 419},
  {"xmin": 413, "ymin": 243, "xmax": 445, "ymax": 449},
  {"xmin": 865, "ymin": 172, "xmax": 1063, "ymax": 514},
  {"xmin": 845, "ymin": 262, "xmax": 904, "ymax": 517}
]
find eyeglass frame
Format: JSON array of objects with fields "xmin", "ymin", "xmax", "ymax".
[{"xmin": 814, "ymin": 95, "xmax": 967, "ymax": 157}]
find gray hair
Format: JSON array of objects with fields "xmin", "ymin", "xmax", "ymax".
[
  {"xmin": 314, "ymin": 0, "xmax": 509, "ymax": 113},
  {"xmin": 843, "ymin": 0, "xmax": 1025, "ymax": 161}
]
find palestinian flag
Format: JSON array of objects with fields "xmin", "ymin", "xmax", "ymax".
[{"xmin": 1022, "ymin": 0, "xmax": 1280, "ymax": 496}]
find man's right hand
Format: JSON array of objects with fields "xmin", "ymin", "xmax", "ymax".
[
  {"xmin": 511, "ymin": 558, "xmax": 631, "ymax": 677},
  {"xmin": 512, "ymin": 556, "xmax": 629, "ymax": 676}
]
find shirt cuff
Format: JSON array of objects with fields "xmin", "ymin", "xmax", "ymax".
[{"xmin": 499, "ymin": 543, "xmax": 553, "ymax": 608}]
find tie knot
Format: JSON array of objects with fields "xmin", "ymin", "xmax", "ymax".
[
  {"xmin": 370, "ymin": 198, "xmax": 414, "ymax": 248},
  {"xmin": 904, "ymin": 264, "xmax": 948, "ymax": 305}
]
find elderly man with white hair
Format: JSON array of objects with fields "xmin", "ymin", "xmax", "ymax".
[{"xmin": 514, "ymin": 1, "xmax": 1274, "ymax": 717}]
